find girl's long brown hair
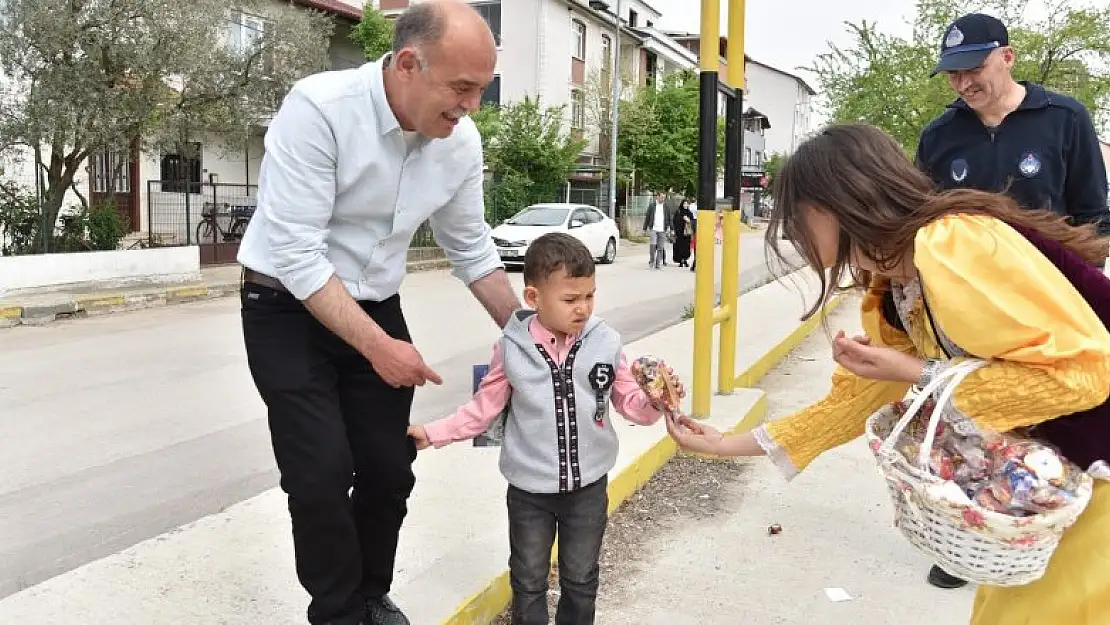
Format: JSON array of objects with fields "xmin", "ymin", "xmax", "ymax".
[{"xmin": 765, "ymin": 124, "xmax": 1108, "ymax": 320}]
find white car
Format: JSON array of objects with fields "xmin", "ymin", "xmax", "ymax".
[{"xmin": 490, "ymin": 203, "xmax": 620, "ymax": 265}]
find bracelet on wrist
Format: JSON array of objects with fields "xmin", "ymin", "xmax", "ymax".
[{"xmin": 915, "ymin": 358, "xmax": 942, "ymax": 390}]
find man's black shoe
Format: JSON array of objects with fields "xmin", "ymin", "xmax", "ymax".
[
  {"xmin": 927, "ymin": 565, "xmax": 969, "ymax": 589},
  {"xmin": 365, "ymin": 595, "xmax": 410, "ymax": 625}
]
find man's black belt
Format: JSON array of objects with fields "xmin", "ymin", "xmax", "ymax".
[{"xmin": 243, "ymin": 268, "xmax": 289, "ymax": 294}]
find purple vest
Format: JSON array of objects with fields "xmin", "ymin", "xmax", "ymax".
[{"xmin": 1004, "ymin": 223, "xmax": 1110, "ymax": 470}]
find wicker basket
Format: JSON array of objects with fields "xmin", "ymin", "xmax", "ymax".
[{"xmin": 864, "ymin": 359, "xmax": 1094, "ymax": 587}]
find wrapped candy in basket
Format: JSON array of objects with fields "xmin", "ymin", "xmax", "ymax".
[
  {"xmin": 863, "ymin": 359, "xmax": 1095, "ymax": 586},
  {"xmin": 630, "ymin": 355, "xmax": 683, "ymax": 420}
]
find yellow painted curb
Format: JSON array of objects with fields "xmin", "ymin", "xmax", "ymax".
[
  {"xmin": 75, "ymin": 295, "xmax": 127, "ymax": 309},
  {"xmin": 0, "ymin": 306, "xmax": 22, "ymax": 319},
  {"xmin": 439, "ymin": 296, "xmax": 840, "ymax": 625},
  {"xmin": 166, "ymin": 285, "xmax": 209, "ymax": 299}
]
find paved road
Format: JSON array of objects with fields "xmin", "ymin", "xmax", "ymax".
[{"xmin": 0, "ymin": 233, "xmax": 792, "ymax": 598}]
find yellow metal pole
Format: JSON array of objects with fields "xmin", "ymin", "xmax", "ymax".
[
  {"xmin": 691, "ymin": 0, "xmax": 721, "ymax": 418},
  {"xmin": 717, "ymin": 0, "xmax": 746, "ymax": 395},
  {"xmin": 718, "ymin": 212, "xmax": 739, "ymax": 394},
  {"xmin": 727, "ymin": 0, "xmax": 746, "ymax": 92}
]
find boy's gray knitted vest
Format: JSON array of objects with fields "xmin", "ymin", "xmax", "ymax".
[{"xmin": 499, "ymin": 309, "xmax": 623, "ymax": 494}]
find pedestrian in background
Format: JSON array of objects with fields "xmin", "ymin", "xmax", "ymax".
[{"xmin": 672, "ymin": 198, "xmax": 694, "ymax": 267}]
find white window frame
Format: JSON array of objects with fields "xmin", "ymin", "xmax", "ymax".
[
  {"xmin": 571, "ymin": 88, "xmax": 585, "ymax": 129},
  {"xmin": 571, "ymin": 20, "xmax": 586, "ymax": 60},
  {"xmin": 230, "ymin": 11, "xmax": 265, "ymax": 54}
]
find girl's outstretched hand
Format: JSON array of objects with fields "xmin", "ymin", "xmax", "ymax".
[{"xmin": 665, "ymin": 413, "xmax": 725, "ymax": 455}]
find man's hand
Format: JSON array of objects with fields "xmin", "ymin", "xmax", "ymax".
[
  {"xmin": 832, "ymin": 330, "xmax": 924, "ymax": 383},
  {"xmin": 408, "ymin": 424, "xmax": 431, "ymax": 451},
  {"xmin": 366, "ymin": 336, "xmax": 443, "ymax": 388}
]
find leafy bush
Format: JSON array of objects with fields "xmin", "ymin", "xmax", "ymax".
[
  {"xmin": 87, "ymin": 202, "xmax": 128, "ymax": 251},
  {"xmin": 0, "ymin": 182, "xmax": 43, "ymax": 255}
]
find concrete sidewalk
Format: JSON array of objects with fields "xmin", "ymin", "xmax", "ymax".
[
  {"xmin": 0, "ymin": 270, "xmax": 835, "ymax": 625},
  {"xmin": 594, "ymin": 299, "xmax": 976, "ymax": 625}
]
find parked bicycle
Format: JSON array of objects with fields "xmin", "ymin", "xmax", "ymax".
[{"xmin": 196, "ymin": 202, "xmax": 254, "ymax": 244}]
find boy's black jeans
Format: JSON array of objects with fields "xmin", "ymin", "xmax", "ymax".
[{"xmin": 507, "ymin": 476, "xmax": 609, "ymax": 625}]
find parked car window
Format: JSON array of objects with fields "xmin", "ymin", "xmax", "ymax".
[
  {"xmin": 570, "ymin": 209, "xmax": 590, "ymax": 226},
  {"xmin": 506, "ymin": 206, "xmax": 569, "ymax": 226},
  {"xmin": 583, "ymin": 209, "xmax": 603, "ymax": 224}
]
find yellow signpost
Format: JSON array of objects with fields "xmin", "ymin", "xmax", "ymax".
[{"xmin": 691, "ymin": 0, "xmax": 746, "ymax": 418}]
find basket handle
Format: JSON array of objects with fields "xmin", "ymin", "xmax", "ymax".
[
  {"xmin": 879, "ymin": 359, "xmax": 984, "ymax": 457},
  {"xmin": 917, "ymin": 359, "xmax": 986, "ymax": 471}
]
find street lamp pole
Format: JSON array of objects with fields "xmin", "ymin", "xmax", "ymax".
[{"xmin": 607, "ymin": 0, "xmax": 622, "ymax": 218}]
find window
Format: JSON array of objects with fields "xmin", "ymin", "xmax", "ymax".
[
  {"xmin": 645, "ymin": 52, "xmax": 658, "ymax": 87},
  {"xmin": 600, "ymin": 34, "xmax": 613, "ymax": 96},
  {"xmin": 571, "ymin": 20, "xmax": 586, "ymax": 60},
  {"xmin": 628, "ymin": 9, "xmax": 638, "ymax": 27},
  {"xmin": 481, "ymin": 75, "xmax": 501, "ymax": 108},
  {"xmin": 91, "ymin": 150, "xmax": 131, "ymax": 194},
  {"xmin": 646, "ymin": 20, "xmax": 654, "ymax": 28},
  {"xmin": 229, "ymin": 11, "xmax": 265, "ymax": 54},
  {"xmin": 584, "ymin": 209, "xmax": 603, "ymax": 224},
  {"xmin": 571, "ymin": 89, "xmax": 585, "ymax": 129},
  {"xmin": 744, "ymin": 147, "xmax": 752, "ymax": 167},
  {"xmin": 473, "ymin": 1, "xmax": 501, "ymax": 47},
  {"xmin": 160, "ymin": 143, "xmax": 202, "ymax": 194}
]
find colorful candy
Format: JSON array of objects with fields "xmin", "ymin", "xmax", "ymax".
[
  {"xmin": 891, "ymin": 398, "xmax": 1084, "ymax": 517},
  {"xmin": 631, "ymin": 355, "xmax": 683, "ymax": 417}
]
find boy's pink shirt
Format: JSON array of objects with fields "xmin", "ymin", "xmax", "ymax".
[{"xmin": 422, "ymin": 316, "xmax": 662, "ymax": 448}]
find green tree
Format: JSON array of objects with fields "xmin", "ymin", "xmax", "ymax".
[
  {"xmin": 0, "ymin": 0, "xmax": 332, "ymax": 251},
  {"xmin": 762, "ymin": 151, "xmax": 785, "ymax": 198},
  {"xmin": 351, "ymin": 2, "xmax": 393, "ymax": 60},
  {"xmin": 809, "ymin": 0, "xmax": 1110, "ymax": 154},
  {"xmin": 476, "ymin": 97, "xmax": 586, "ymax": 224},
  {"xmin": 617, "ymin": 71, "xmax": 725, "ymax": 196}
]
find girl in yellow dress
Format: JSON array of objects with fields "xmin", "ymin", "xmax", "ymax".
[{"xmin": 667, "ymin": 124, "xmax": 1110, "ymax": 624}]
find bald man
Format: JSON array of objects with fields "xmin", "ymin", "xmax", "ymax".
[{"xmin": 236, "ymin": 2, "xmax": 517, "ymax": 623}]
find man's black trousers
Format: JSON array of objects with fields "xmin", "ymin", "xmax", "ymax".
[{"xmin": 241, "ymin": 282, "xmax": 417, "ymax": 625}]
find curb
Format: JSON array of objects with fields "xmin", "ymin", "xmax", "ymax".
[
  {"xmin": 0, "ymin": 259, "xmax": 453, "ymax": 329},
  {"xmin": 440, "ymin": 295, "xmax": 844, "ymax": 625}
]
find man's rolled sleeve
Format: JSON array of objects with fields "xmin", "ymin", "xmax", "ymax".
[
  {"xmin": 1064, "ymin": 107, "xmax": 1110, "ymax": 236},
  {"xmin": 262, "ymin": 88, "xmax": 338, "ymax": 300},
  {"xmin": 429, "ymin": 148, "xmax": 503, "ymax": 285}
]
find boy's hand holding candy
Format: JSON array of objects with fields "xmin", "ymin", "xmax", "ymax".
[{"xmin": 630, "ymin": 356, "xmax": 686, "ymax": 417}]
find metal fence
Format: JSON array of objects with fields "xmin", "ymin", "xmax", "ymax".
[
  {"xmin": 146, "ymin": 181, "xmax": 256, "ymax": 264},
  {"xmin": 147, "ymin": 180, "xmax": 441, "ymax": 263}
]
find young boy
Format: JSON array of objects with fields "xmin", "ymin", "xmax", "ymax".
[{"xmin": 408, "ymin": 233, "xmax": 677, "ymax": 625}]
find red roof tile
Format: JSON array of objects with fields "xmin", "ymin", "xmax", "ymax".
[{"xmin": 295, "ymin": 0, "xmax": 363, "ymax": 21}]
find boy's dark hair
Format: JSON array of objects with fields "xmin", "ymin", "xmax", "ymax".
[{"xmin": 523, "ymin": 233, "xmax": 596, "ymax": 285}]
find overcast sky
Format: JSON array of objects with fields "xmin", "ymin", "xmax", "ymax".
[{"xmin": 649, "ymin": 0, "xmax": 918, "ymax": 89}]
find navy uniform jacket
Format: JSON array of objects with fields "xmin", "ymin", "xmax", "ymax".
[{"xmin": 916, "ymin": 82, "xmax": 1110, "ymax": 236}]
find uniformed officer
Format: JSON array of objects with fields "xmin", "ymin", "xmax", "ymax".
[
  {"xmin": 915, "ymin": 12, "xmax": 1109, "ymax": 591},
  {"xmin": 916, "ymin": 13, "xmax": 1110, "ymax": 240}
]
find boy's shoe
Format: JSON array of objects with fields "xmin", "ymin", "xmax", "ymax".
[{"xmin": 365, "ymin": 595, "xmax": 410, "ymax": 625}]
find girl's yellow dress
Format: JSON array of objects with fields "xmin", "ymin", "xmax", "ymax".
[{"xmin": 751, "ymin": 214, "xmax": 1110, "ymax": 624}]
